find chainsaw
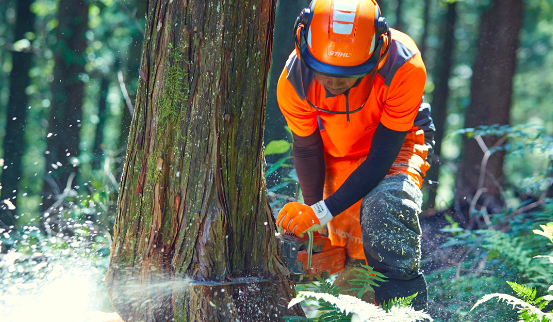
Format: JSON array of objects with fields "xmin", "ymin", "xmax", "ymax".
[{"xmin": 276, "ymin": 231, "xmax": 346, "ymax": 283}]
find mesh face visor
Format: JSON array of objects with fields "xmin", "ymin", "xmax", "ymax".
[{"xmin": 303, "ymin": 69, "xmax": 378, "ymax": 122}]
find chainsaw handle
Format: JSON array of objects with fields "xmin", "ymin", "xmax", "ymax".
[{"xmin": 307, "ymin": 231, "xmax": 313, "ymax": 271}]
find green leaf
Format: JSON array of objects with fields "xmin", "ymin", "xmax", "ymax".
[
  {"xmin": 487, "ymin": 249, "xmax": 500, "ymax": 260},
  {"xmin": 265, "ymin": 140, "xmax": 291, "ymax": 155},
  {"xmin": 265, "ymin": 156, "xmax": 290, "ymax": 177},
  {"xmin": 267, "ymin": 182, "xmax": 290, "ymax": 193}
]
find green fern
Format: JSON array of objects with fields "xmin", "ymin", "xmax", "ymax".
[
  {"xmin": 508, "ymin": 281, "xmax": 540, "ymax": 304},
  {"xmin": 284, "ymin": 263, "xmax": 431, "ymax": 321},
  {"xmin": 471, "ymin": 223, "xmax": 553, "ymax": 322},
  {"xmin": 380, "ymin": 292, "xmax": 418, "ymax": 313},
  {"xmin": 346, "ymin": 264, "xmax": 387, "ymax": 298},
  {"xmin": 482, "ymin": 229, "xmax": 553, "ymax": 288},
  {"xmin": 287, "ymin": 291, "xmax": 432, "ymax": 321},
  {"xmin": 296, "ymin": 276, "xmax": 343, "ymax": 297},
  {"xmin": 317, "ymin": 300, "xmax": 351, "ymax": 322}
]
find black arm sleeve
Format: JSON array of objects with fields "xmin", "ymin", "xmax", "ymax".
[
  {"xmin": 324, "ymin": 123, "xmax": 408, "ymax": 216},
  {"xmin": 292, "ymin": 128, "xmax": 326, "ymax": 206}
]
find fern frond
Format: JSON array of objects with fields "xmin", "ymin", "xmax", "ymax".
[
  {"xmin": 471, "ymin": 293, "xmax": 553, "ymax": 321},
  {"xmin": 380, "ymin": 293, "xmax": 418, "ymax": 313},
  {"xmin": 345, "ymin": 264, "xmax": 388, "ymax": 297},
  {"xmin": 318, "ymin": 309, "xmax": 351, "ymax": 322},
  {"xmin": 507, "ymin": 281, "xmax": 537, "ymax": 303},
  {"xmin": 299, "ymin": 276, "xmax": 343, "ymax": 297},
  {"xmin": 533, "ymin": 223, "xmax": 553, "ymax": 243},
  {"xmin": 289, "ymin": 291, "xmax": 433, "ymax": 322}
]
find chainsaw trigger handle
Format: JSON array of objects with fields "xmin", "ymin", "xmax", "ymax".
[{"xmin": 307, "ymin": 231, "xmax": 313, "ymax": 271}]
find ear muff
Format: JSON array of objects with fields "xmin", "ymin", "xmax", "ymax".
[
  {"xmin": 294, "ymin": 8, "xmax": 311, "ymax": 59},
  {"xmin": 373, "ymin": 5, "xmax": 390, "ymax": 66},
  {"xmin": 376, "ymin": 16, "xmax": 389, "ymax": 35}
]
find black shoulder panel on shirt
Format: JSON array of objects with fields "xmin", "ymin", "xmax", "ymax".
[
  {"xmin": 285, "ymin": 54, "xmax": 315, "ymax": 100},
  {"xmin": 377, "ymin": 39, "xmax": 418, "ymax": 87}
]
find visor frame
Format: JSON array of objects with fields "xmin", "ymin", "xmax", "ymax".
[{"xmin": 299, "ymin": 33, "xmax": 387, "ymax": 79}]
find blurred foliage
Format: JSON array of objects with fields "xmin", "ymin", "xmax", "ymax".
[
  {"xmin": 471, "ymin": 224, "xmax": 553, "ymax": 322},
  {"xmin": 0, "ymin": 0, "xmax": 144, "ymax": 230},
  {"xmin": 425, "ymin": 133, "xmax": 552, "ymax": 321}
]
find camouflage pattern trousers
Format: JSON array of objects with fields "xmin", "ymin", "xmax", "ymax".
[{"xmin": 334, "ymin": 174, "xmax": 428, "ymax": 309}]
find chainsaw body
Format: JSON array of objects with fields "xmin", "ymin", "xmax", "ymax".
[{"xmin": 276, "ymin": 233, "xmax": 346, "ymax": 283}]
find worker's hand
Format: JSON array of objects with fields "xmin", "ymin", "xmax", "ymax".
[{"xmin": 277, "ymin": 201, "xmax": 333, "ymax": 237}]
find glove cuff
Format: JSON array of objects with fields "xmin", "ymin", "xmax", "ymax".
[{"xmin": 310, "ymin": 200, "xmax": 333, "ymax": 226}]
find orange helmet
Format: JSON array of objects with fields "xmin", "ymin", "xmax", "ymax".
[{"xmin": 294, "ymin": 0, "xmax": 390, "ymax": 78}]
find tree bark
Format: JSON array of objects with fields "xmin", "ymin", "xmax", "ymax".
[
  {"xmin": 426, "ymin": 2, "xmax": 457, "ymax": 210},
  {"xmin": 0, "ymin": 0, "xmax": 35, "ymax": 248},
  {"xmin": 105, "ymin": 1, "xmax": 301, "ymax": 321},
  {"xmin": 41, "ymin": 0, "xmax": 88, "ymax": 214},
  {"xmin": 456, "ymin": 0, "xmax": 523, "ymax": 223}
]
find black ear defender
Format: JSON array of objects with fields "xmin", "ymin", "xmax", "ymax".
[
  {"xmin": 294, "ymin": 8, "xmax": 311, "ymax": 39},
  {"xmin": 376, "ymin": 16, "xmax": 389, "ymax": 35},
  {"xmin": 294, "ymin": 7, "xmax": 311, "ymax": 60}
]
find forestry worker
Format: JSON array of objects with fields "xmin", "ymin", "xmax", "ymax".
[{"xmin": 275, "ymin": 0, "xmax": 435, "ymax": 310}]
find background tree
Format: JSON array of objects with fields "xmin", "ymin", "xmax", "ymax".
[
  {"xmin": 456, "ymin": 0, "xmax": 524, "ymax": 225},
  {"xmin": 41, "ymin": 0, "xmax": 89, "ymax": 219},
  {"xmin": 105, "ymin": 1, "xmax": 301, "ymax": 321},
  {"xmin": 118, "ymin": 0, "xmax": 147, "ymax": 150},
  {"xmin": 418, "ymin": 0, "xmax": 432, "ymax": 59},
  {"xmin": 92, "ymin": 76, "xmax": 110, "ymax": 170},
  {"xmin": 394, "ymin": 0, "xmax": 404, "ymax": 31},
  {"xmin": 425, "ymin": 1, "xmax": 457, "ymax": 209},
  {"xmin": 0, "ymin": 0, "xmax": 35, "ymax": 245}
]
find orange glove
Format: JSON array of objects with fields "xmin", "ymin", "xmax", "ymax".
[{"xmin": 277, "ymin": 201, "xmax": 333, "ymax": 237}]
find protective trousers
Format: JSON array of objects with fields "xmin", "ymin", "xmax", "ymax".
[{"xmin": 325, "ymin": 129, "xmax": 430, "ymax": 310}]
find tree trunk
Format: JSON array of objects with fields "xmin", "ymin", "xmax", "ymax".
[
  {"xmin": 425, "ymin": 2, "xmax": 457, "ymax": 210},
  {"xmin": 0, "ymin": 0, "xmax": 35, "ymax": 249},
  {"xmin": 395, "ymin": 0, "xmax": 404, "ymax": 31},
  {"xmin": 456, "ymin": 0, "xmax": 523, "ymax": 224},
  {"xmin": 264, "ymin": 0, "xmax": 310, "ymax": 145},
  {"xmin": 105, "ymin": 1, "xmax": 301, "ymax": 321},
  {"xmin": 41, "ymin": 0, "xmax": 88, "ymax": 214},
  {"xmin": 418, "ymin": 0, "xmax": 431, "ymax": 59},
  {"xmin": 92, "ymin": 76, "xmax": 110, "ymax": 170}
]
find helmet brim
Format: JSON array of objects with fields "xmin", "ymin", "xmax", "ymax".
[{"xmin": 300, "ymin": 36, "xmax": 384, "ymax": 79}]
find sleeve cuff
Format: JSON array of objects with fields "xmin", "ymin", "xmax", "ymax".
[{"xmin": 310, "ymin": 200, "xmax": 333, "ymax": 226}]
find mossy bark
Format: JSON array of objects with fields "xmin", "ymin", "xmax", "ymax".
[{"xmin": 105, "ymin": 1, "xmax": 302, "ymax": 321}]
